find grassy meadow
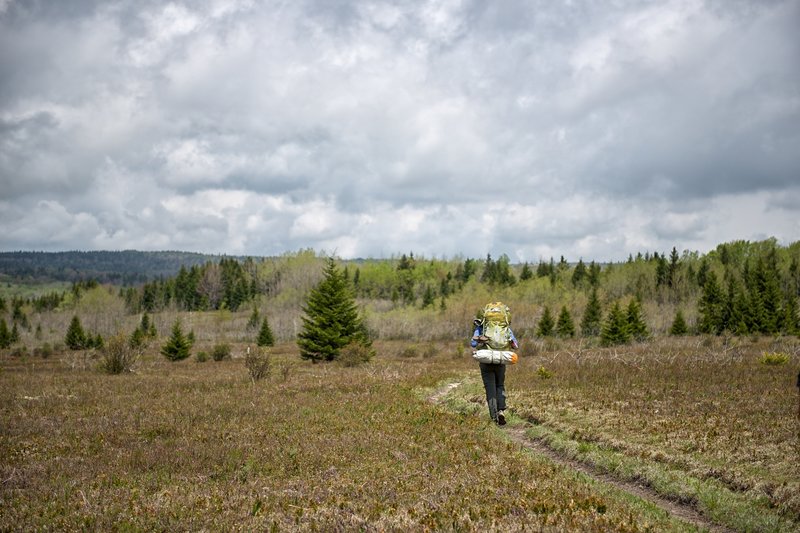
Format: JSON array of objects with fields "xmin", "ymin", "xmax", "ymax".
[{"xmin": 2, "ymin": 331, "xmax": 799, "ymax": 531}]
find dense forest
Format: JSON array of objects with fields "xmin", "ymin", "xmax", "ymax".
[{"xmin": 0, "ymin": 250, "xmax": 224, "ymax": 284}]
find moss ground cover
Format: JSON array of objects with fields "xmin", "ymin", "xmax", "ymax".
[
  {"xmin": 474, "ymin": 336, "xmax": 799, "ymax": 531},
  {"xmin": 4, "ymin": 341, "xmax": 698, "ymax": 531}
]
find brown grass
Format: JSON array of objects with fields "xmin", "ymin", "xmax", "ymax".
[
  {"xmin": 505, "ymin": 335, "xmax": 800, "ymax": 521},
  {"xmin": 3, "ymin": 340, "xmax": 695, "ymax": 531}
]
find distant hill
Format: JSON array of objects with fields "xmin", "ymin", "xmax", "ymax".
[{"xmin": 0, "ymin": 250, "xmax": 228, "ymax": 284}]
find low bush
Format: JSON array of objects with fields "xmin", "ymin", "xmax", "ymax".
[
  {"xmin": 33, "ymin": 343, "xmax": 53, "ymax": 358},
  {"xmin": 759, "ymin": 351, "xmax": 789, "ymax": 366},
  {"xmin": 399, "ymin": 345, "xmax": 418, "ymax": 358},
  {"xmin": 196, "ymin": 351, "xmax": 208, "ymax": 363},
  {"xmin": 245, "ymin": 347, "xmax": 271, "ymax": 382},
  {"xmin": 211, "ymin": 343, "xmax": 231, "ymax": 361},
  {"xmin": 337, "ymin": 341, "xmax": 375, "ymax": 367},
  {"xmin": 10, "ymin": 346, "xmax": 28, "ymax": 358},
  {"xmin": 100, "ymin": 332, "xmax": 138, "ymax": 374}
]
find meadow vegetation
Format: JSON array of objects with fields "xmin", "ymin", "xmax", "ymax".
[
  {"xmin": 0, "ymin": 341, "xmax": 724, "ymax": 531},
  {"xmin": 1, "ymin": 238, "xmax": 799, "ymax": 530}
]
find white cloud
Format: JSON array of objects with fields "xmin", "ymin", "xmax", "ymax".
[{"xmin": 0, "ymin": 0, "xmax": 798, "ymax": 260}]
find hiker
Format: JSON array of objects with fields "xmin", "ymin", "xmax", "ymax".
[{"xmin": 471, "ymin": 302, "xmax": 519, "ymax": 426}]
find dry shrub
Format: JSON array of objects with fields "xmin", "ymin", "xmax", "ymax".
[
  {"xmin": 399, "ymin": 345, "xmax": 419, "ymax": 358},
  {"xmin": 100, "ymin": 332, "xmax": 138, "ymax": 374},
  {"xmin": 518, "ymin": 339, "xmax": 540, "ymax": 359},
  {"xmin": 245, "ymin": 347, "xmax": 271, "ymax": 382},
  {"xmin": 33, "ymin": 343, "xmax": 54, "ymax": 358},
  {"xmin": 421, "ymin": 344, "xmax": 439, "ymax": 359},
  {"xmin": 211, "ymin": 343, "xmax": 231, "ymax": 361},
  {"xmin": 337, "ymin": 341, "xmax": 375, "ymax": 367}
]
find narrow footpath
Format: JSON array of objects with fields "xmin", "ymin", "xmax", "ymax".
[{"xmin": 428, "ymin": 381, "xmax": 733, "ymax": 533}]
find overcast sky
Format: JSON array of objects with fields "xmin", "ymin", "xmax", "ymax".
[{"xmin": 1, "ymin": 0, "xmax": 798, "ymax": 262}]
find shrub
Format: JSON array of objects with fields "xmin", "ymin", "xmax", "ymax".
[
  {"xmin": 212, "ymin": 343, "xmax": 232, "ymax": 361},
  {"xmin": 399, "ymin": 345, "xmax": 419, "ymax": 358},
  {"xmin": 100, "ymin": 332, "xmax": 138, "ymax": 374},
  {"xmin": 10, "ymin": 346, "xmax": 28, "ymax": 358},
  {"xmin": 338, "ymin": 341, "xmax": 375, "ymax": 367},
  {"xmin": 33, "ymin": 343, "xmax": 53, "ymax": 358},
  {"xmin": 245, "ymin": 347, "xmax": 271, "ymax": 382},
  {"xmin": 518, "ymin": 340, "xmax": 539, "ymax": 359},
  {"xmin": 196, "ymin": 351, "xmax": 208, "ymax": 363},
  {"xmin": 536, "ymin": 366, "xmax": 553, "ymax": 379},
  {"xmin": 422, "ymin": 344, "xmax": 438, "ymax": 359},
  {"xmin": 759, "ymin": 352, "xmax": 789, "ymax": 366}
]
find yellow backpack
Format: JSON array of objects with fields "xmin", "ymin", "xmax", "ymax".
[{"xmin": 481, "ymin": 302, "xmax": 512, "ymax": 350}]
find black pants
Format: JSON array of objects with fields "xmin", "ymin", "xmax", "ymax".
[{"xmin": 479, "ymin": 362, "xmax": 506, "ymax": 422}]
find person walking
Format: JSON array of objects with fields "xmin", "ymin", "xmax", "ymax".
[{"xmin": 471, "ymin": 303, "xmax": 519, "ymax": 426}]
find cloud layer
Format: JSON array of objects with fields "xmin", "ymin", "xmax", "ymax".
[{"xmin": 1, "ymin": 0, "xmax": 798, "ymax": 261}]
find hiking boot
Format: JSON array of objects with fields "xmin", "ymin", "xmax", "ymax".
[{"xmin": 497, "ymin": 411, "xmax": 506, "ymax": 426}]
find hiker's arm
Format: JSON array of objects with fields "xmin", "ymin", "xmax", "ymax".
[
  {"xmin": 508, "ymin": 327, "xmax": 519, "ymax": 349},
  {"xmin": 470, "ymin": 327, "xmax": 481, "ymax": 348}
]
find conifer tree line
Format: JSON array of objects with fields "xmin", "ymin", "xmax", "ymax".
[{"xmin": 3, "ymin": 239, "xmax": 798, "ymax": 350}]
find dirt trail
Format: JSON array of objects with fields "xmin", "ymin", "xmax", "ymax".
[{"xmin": 428, "ymin": 381, "xmax": 732, "ymax": 533}]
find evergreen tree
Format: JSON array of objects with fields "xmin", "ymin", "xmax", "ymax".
[
  {"xmin": 758, "ymin": 257, "xmax": 783, "ymax": 334},
  {"xmin": 520, "ymin": 262, "xmax": 533, "ymax": 281},
  {"xmin": 723, "ymin": 273, "xmax": 748, "ymax": 335},
  {"xmin": 697, "ymin": 273, "xmax": 724, "ymax": 335},
  {"xmin": 580, "ymin": 288, "xmax": 603, "ymax": 336},
  {"xmin": 696, "ymin": 259, "xmax": 710, "ymax": 289},
  {"xmin": 536, "ymin": 306, "xmax": 555, "ymax": 337},
  {"xmin": 669, "ymin": 309, "xmax": 689, "ymax": 336},
  {"xmin": 129, "ymin": 326, "xmax": 146, "ymax": 349},
  {"xmin": 298, "ymin": 258, "xmax": 370, "ymax": 363},
  {"xmin": 548, "ymin": 258, "xmax": 557, "ymax": 287},
  {"xmin": 601, "ymin": 302, "xmax": 631, "ymax": 346},
  {"xmin": 667, "ymin": 246, "xmax": 680, "ymax": 288},
  {"xmin": 536, "ymin": 260, "xmax": 551, "ymax": 278},
  {"xmin": 257, "ymin": 317, "xmax": 275, "ymax": 347},
  {"xmin": 92, "ymin": 333, "xmax": 104, "ymax": 350},
  {"xmin": 783, "ymin": 293, "xmax": 799, "ymax": 335},
  {"xmin": 587, "ymin": 261, "xmax": 601, "ymax": 288},
  {"xmin": 247, "ymin": 306, "xmax": 260, "ymax": 329},
  {"xmin": 10, "ymin": 322, "xmax": 20, "ymax": 344},
  {"xmin": 495, "ymin": 254, "xmax": 516, "ymax": 286},
  {"xmin": 655, "ymin": 254, "xmax": 669, "ymax": 287},
  {"xmin": 421, "ymin": 285, "xmax": 435, "ymax": 308},
  {"xmin": 571, "ymin": 259, "xmax": 586, "ymax": 287},
  {"xmin": 0, "ymin": 318, "xmax": 11, "ymax": 348},
  {"xmin": 161, "ymin": 319, "xmax": 191, "ymax": 361},
  {"xmin": 555, "ymin": 306, "xmax": 575, "ymax": 338},
  {"xmin": 626, "ymin": 298, "xmax": 649, "ymax": 341},
  {"xmin": 65, "ymin": 315, "xmax": 87, "ymax": 350},
  {"xmin": 481, "ymin": 254, "xmax": 497, "ymax": 283},
  {"xmin": 140, "ymin": 313, "xmax": 151, "ymax": 335}
]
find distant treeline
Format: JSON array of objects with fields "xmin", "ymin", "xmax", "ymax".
[
  {"xmin": 112, "ymin": 240, "xmax": 800, "ymax": 338},
  {"xmin": 2, "ymin": 241, "xmax": 799, "ymax": 338},
  {"xmin": 0, "ymin": 250, "xmax": 225, "ymax": 284}
]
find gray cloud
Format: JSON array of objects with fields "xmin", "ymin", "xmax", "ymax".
[{"xmin": 1, "ymin": 0, "xmax": 798, "ymax": 261}]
